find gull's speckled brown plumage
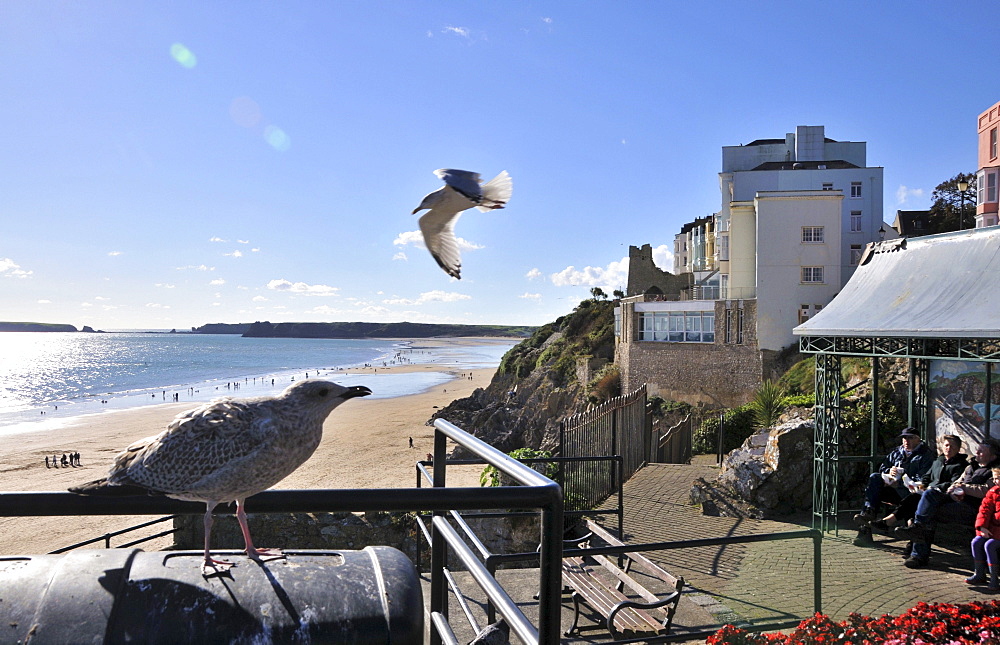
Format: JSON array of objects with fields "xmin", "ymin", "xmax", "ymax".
[{"xmin": 71, "ymin": 379, "xmax": 371, "ymax": 572}]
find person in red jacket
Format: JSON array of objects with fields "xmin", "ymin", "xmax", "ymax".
[{"xmin": 966, "ymin": 467, "xmax": 1000, "ymax": 589}]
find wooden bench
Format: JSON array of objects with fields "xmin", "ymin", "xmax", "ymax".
[{"xmin": 561, "ymin": 519, "xmax": 684, "ymax": 640}]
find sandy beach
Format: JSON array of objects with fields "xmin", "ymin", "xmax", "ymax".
[{"xmin": 0, "ymin": 340, "xmax": 505, "ymax": 555}]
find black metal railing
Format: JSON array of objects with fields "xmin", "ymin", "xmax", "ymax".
[
  {"xmin": 49, "ymin": 514, "xmax": 179, "ymax": 553},
  {"xmin": 563, "ymin": 528, "xmax": 824, "ymax": 644},
  {"xmin": 0, "ymin": 419, "xmax": 564, "ymax": 645}
]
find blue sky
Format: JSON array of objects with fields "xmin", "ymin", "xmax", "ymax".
[{"xmin": 0, "ymin": 2, "xmax": 994, "ymax": 330}]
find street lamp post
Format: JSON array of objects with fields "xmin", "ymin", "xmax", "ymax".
[{"xmin": 958, "ymin": 179, "xmax": 970, "ymax": 230}]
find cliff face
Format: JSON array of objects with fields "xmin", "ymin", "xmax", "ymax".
[{"xmin": 430, "ymin": 299, "xmax": 617, "ymax": 456}]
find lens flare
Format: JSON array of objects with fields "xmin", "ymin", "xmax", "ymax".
[
  {"xmin": 264, "ymin": 125, "xmax": 291, "ymax": 152},
  {"xmin": 170, "ymin": 43, "xmax": 197, "ymax": 69}
]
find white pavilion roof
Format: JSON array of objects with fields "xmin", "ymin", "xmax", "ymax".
[{"xmin": 793, "ymin": 226, "xmax": 1000, "ymax": 338}]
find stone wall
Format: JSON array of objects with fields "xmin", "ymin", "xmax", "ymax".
[
  {"xmin": 616, "ymin": 299, "xmax": 764, "ymax": 408},
  {"xmin": 626, "ymin": 244, "xmax": 690, "ymax": 296},
  {"xmin": 173, "ymin": 511, "xmax": 542, "ymax": 570}
]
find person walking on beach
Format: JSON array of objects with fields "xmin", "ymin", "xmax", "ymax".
[
  {"xmin": 45, "ymin": 456, "xmax": 50, "ymax": 468},
  {"xmin": 408, "ymin": 437, "xmax": 413, "ymax": 448}
]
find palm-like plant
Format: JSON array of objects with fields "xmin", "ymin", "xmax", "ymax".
[{"xmin": 750, "ymin": 380, "xmax": 788, "ymax": 429}]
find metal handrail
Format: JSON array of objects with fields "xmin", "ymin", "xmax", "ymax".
[
  {"xmin": 429, "ymin": 418, "xmax": 563, "ymax": 645},
  {"xmin": 0, "ymin": 419, "xmax": 564, "ymax": 645},
  {"xmin": 50, "ymin": 514, "xmax": 179, "ymax": 553}
]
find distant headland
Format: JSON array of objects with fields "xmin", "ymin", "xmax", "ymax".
[
  {"xmin": 0, "ymin": 322, "xmax": 89, "ymax": 333},
  {"xmin": 193, "ymin": 321, "xmax": 535, "ymax": 339},
  {"xmin": 0, "ymin": 320, "xmax": 534, "ymax": 338}
]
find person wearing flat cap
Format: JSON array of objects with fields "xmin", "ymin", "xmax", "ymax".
[{"xmin": 853, "ymin": 427, "xmax": 934, "ymax": 547}]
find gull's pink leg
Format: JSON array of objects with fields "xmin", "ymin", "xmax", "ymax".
[
  {"xmin": 236, "ymin": 498, "xmax": 284, "ymax": 561},
  {"xmin": 202, "ymin": 505, "xmax": 235, "ymax": 575}
]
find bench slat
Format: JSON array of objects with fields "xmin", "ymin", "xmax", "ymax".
[
  {"xmin": 562, "ymin": 556, "xmax": 667, "ymax": 634},
  {"xmin": 586, "ymin": 519, "xmax": 680, "ymax": 587}
]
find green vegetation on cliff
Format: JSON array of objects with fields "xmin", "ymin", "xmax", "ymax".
[{"xmin": 498, "ymin": 299, "xmax": 615, "ymax": 386}]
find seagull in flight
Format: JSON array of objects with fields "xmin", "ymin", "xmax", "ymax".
[
  {"xmin": 412, "ymin": 169, "xmax": 513, "ymax": 279},
  {"xmin": 70, "ymin": 380, "xmax": 371, "ymax": 575}
]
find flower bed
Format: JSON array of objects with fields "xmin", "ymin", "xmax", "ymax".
[{"xmin": 707, "ymin": 601, "xmax": 1000, "ymax": 644}]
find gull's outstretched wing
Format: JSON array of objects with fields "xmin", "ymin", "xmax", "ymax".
[
  {"xmin": 419, "ymin": 205, "xmax": 464, "ymax": 279},
  {"xmin": 434, "ymin": 169, "xmax": 483, "ymax": 202}
]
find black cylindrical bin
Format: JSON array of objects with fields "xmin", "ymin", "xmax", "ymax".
[{"xmin": 0, "ymin": 547, "xmax": 422, "ymax": 644}]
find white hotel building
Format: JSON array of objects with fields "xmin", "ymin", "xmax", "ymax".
[{"xmin": 617, "ymin": 126, "xmax": 887, "ymax": 404}]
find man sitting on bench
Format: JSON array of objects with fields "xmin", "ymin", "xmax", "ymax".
[
  {"xmin": 871, "ymin": 434, "xmax": 969, "ymax": 532},
  {"xmin": 895, "ymin": 440, "xmax": 1000, "ymax": 568},
  {"xmin": 853, "ymin": 427, "xmax": 934, "ymax": 547}
]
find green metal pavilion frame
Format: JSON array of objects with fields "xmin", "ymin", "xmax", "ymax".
[
  {"xmin": 792, "ymin": 227, "xmax": 1000, "ymax": 533},
  {"xmin": 798, "ymin": 335, "xmax": 1000, "ymax": 533}
]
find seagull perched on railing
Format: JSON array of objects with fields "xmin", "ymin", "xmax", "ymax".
[
  {"xmin": 412, "ymin": 168, "xmax": 513, "ymax": 279},
  {"xmin": 69, "ymin": 380, "xmax": 371, "ymax": 575}
]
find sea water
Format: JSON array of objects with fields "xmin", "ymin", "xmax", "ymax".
[{"xmin": 0, "ymin": 332, "xmax": 516, "ymax": 433}]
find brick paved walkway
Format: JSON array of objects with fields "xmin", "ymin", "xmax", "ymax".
[{"xmin": 596, "ymin": 462, "xmax": 987, "ymax": 631}]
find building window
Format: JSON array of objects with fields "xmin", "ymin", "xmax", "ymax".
[
  {"xmin": 638, "ymin": 311, "xmax": 714, "ymax": 343},
  {"xmin": 736, "ymin": 308, "xmax": 744, "ymax": 344},
  {"xmin": 802, "ymin": 267, "xmax": 824, "ymax": 283},
  {"xmin": 614, "ymin": 308, "xmax": 621, "ymax": 338},
  {"xmin": 718, "ymin": 235, "xmax": 729, "ymax": 261},
  {"xmin": 850, "ymin": 211, "xmax": 862, "ymax": 232},
  {"xmin": 801, "ymin": 226, "xmax": 825, "ymax": 243},
  {"xmin": 992, "ymin": 127, "xmax": 998, "ymax": 159},
  {"xmin": 822, "ymin": 182, "xmax": 834, "ymax": 191},
  {"xmin": 724, "ymin": 309, "xmax": 732, "ymax": 344},
  {"xmin": 851, "ymin": 182, "xmax": 862, "ymax": 198},
  {"xmin": 990, "ymin": 172, "xmax": 998, "ymax": 203},
  {"xmin": 850, "ymin": 244, "xmax": 863, "ymax": 265}
]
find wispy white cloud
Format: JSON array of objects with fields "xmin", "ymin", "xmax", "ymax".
[
  {"xmin": 542, "ymin": 17, "xmax": 553, "ymax": 24},
  {"xmin": 443, "ymin": 26, "xmax": 470, "ymax": 38},
  {"xmin": 209, "ymin": 236, "xmax": 227, "ymax": 243},
  {"xmin": 252, "ymin": 295, "xmax": 267, "ymax": 302},
  {"xmin": 525, "ymin": 268, "xmax": 542, "ymax": 280},
  {"xmin": 224, "ymin": 250, "xmax": 243, "ymax": 258},
  {"xmin": 896, "ymin": 185, "xmax": 926, "ymax": 206},
  {"xmin": 177, "ymin": 264, "xmax": 215, "ymax": 271},
  {"xmin": 37, "ymin": 299, "xmax": 51, "ymax": 304},
  {"xmin": 519, "ymin": 292, "xmax": 542, "ymax": 300},
  {"xmin": 107, "ymin": 251, "xmax": 122, "ymax": 257},
  {"xmin": 393, "ymin": 251, "xmax": 408, "ymax": 261},
  {"xmin": 145, "ymin": 302, "xmax": 170, "ymax": 309},
  {"xmin": 209, "ymin": 278, "xmax": 226, "ymax": 286},
  {"xmin": 382, "ymin": 290, "xmax": 471, "ymax": 306},
  {"xmin": 551, "ymin": 256, "xmax": 629, "ymax": 289},
  {"xmin": 0, "ymin": 258, "xmax": 32, "ymax": 278},
  {"xmin": 237, "ymin": 239, "xmax": 250, "ymax": 244},
  {"xmin": 266, "ymin": 278, "xmax": 339, "ymax": 296},
  {"xmin": 155, "ymin": 283, "xmax": 176, "ymax": 289},
  {"xmin": 94, "ymin": 296, "xmax": 110, "ymax": 301}
]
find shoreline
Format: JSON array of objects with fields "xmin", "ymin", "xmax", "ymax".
[
  {"xmin": 0, "ymin": 336, "xmax": 516, "ymax": 436},
  {"xmin": 0, "ymin": 338, "xmax": 510, "ymax": 555}
]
